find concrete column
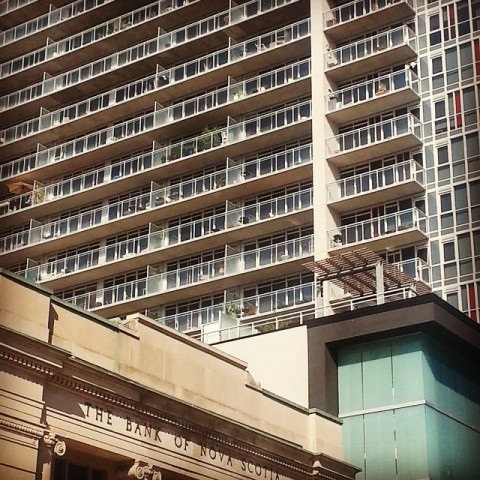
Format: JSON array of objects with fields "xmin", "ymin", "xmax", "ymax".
[
  {"xmin": 376, "ymin": 260, "xmax": 384, "ymax": 304},
  {"xmin": 37, "ymin": 432, "xmax": 66, "ymax": 480}
]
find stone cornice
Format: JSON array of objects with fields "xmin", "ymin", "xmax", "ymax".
[
  {"xmin": 0, "ymin": 417, "xmax": 43, "ymax": 439},
  {"xmin": 0, "ymin": 335, "xmax": 357, "ymax": 479}
]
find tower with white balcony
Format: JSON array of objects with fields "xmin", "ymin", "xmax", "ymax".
[{"xmin": 0, "ymin": 0, "xmax": 478, "ymax": 338}]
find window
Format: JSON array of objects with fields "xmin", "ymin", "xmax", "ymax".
[
  {"xmin": 432, "ymin": 56, "xmax": 444, "ymax": 89},
  {"xmin": 53, "ymin": 459, "xmax": 105, "ymax": 480}
]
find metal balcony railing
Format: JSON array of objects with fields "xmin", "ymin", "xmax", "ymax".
[
  {"xmin": 1, "ymin": 182, "xmax": 312, "ymax": 255},
  {"xmin": 326, "ymin": 159, "xmax": 423, "ymax": 203},
  {"xmin": 1, "ymin": 96, "xmax": 311, "ymax": 182},
  {"xmin": 0, "ymin": 58, "xmax": 310, "ymax": 147},
  {"xmin": 1, "ymin": 0, "xmax": 296, "ymax": 78},
  {"xmin": 1, "ymin": 141, "xmax": 311, "ymax": 220},
  {"xmin": 0, "ymin": 6, "xmax": 308, "ymax": 112},
  {"xmin": 154, "ymin": 281, "xmax": 315, "ymax": 333},
  {"xmin": 326, "ymin": 68, "xmax": 419, "ymax": 114},
  {"xmin": 323, "ymin": 0, "xmax": 414, "ymax": 29},
  {"xmin": 325, "ymin": 113, "xmax": 422, "ymax": 158},
  {"xmin": 0, "ymin": 0, "xmax": 36, "ymax": 16},
  {"xmin": 394, "ymin": 257, "xmax": 430, "ymax": 284},
  {"xmin": 18, "ymin": 146, "xmax": 312, "ymax": 281},
  {"xmin": 328, "ymin": 207, "xmax": 427, "ymax": 249},
  {"xmin": 324, "ymin": 25, "xmax": 416, "ymax": 70},
  {"xmin": 0, "ymin": 0, "xmax": 177, "ymax": 47},
  {"xmin": 65, "ymin": 235, "xmax": 313, "ymax": 310}
]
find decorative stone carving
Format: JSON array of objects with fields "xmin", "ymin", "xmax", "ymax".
[
  {"xmin": 127, "ymin": 460, "xmax": 161, "ymax": 480},
  {"xmin": 43, "ymin": 431, "xmax": 66, "ymax": 457}
]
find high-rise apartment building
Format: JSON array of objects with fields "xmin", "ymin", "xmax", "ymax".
[{"xmin": 0, "ymin": 0, "xmax": 479, "ymax": 339}]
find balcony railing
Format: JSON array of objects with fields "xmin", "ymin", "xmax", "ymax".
[
  {"xmin": 328, "ymin": 207, "xmax": 427, "ymax": 250},
  {"xmin": 155, "ymin": 281, "xmax": 315, "ymax": 333},
  {"xmin": 324, "ymin": 25, "xmax": 416, "ymax": 75},
  {"xmin": 0, "ymin": 0, "xmax": 36, "ymax": 16},
  {"xmin": 327, "ymin": 159, "xmax": 424, "ymax": 203},
  {"xmin": 195, "ymin": 285, "xmax": 421, "ymax": 343},
  {"xmin": 325, "ymin": 113, "xmax": 422, "ymax": 166},
  {"xmin": 65, "ymin": 235, "xmax": 313, "ymax": 311},
  {"xmin": 0, "ymin": 0, "xmax": 178, "ymax": 47},
  {"xmin": 19, "ymin": 147, "xmax": 312, "ymax": 280},
  {"xmin": 323, "ymin": 0, "xmax": 415, "ymax": 43},
  {"xmin": 1, "ymin": 182, "xmax": 312, "ymax": 255},
  {"xmin": 0, "ymin": 6, "xmax": 308, "ymax": 112},
  {"xmin": 325, "ymin": 68, "xmax": 419, "ymax": 121},
  {"xmin": 1, "ymin": 138, "xmax": 311, "ymax": 220},
  {"xmin": 0, "ymin": 57, "xmax": 310, "ymax": 148},
  {"xmin": 394, "ymin": 257, "xmax": 430, "ymax": 285},
  {"xmin": 1, "ymin": 95, "xmax": 311, "ymax": 182},
  {"xmin": 0, "ymin": 1, "xmax": 215, "ymax": 79}
]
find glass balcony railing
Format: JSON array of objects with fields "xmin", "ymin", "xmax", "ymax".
[
  {"xmin": 156, "ymin": 281, "xmax": 315, "ymax": 333},
  {"xmin": 0, "ymin": 0, "xmax": 202, "ymax": 78},
  {"xmin": 1, "ymin": 96, "xmax": 311, "ymax": 182},
  {"xmin": 66, "ymin": 235, "xmax": 314, "ymax": 310},
  {"xmin": 1, "ymin": 182, "xmax": 312, "ymax": 255},
  {"xmin": 326, "ymin": 68, "xmax": 419, "ymax": 114},
  {"xmin": 0, "ymin": 0, "xmax": 179, "ymax": 47},
  {"xmin": 0, "ymin": 6, "xmax": 308, "ymax": 112},
  {"xmin": 326, "ymin": 159, "xmax": 423, "ymax": 203},
  {"xmin": 325, "ymin": 113, "xmax": 422, "ymax": 158},
  {"xmin": 324, "ymin": 25, "xmax": 416, "ymax": 70},
  {"xmin": 394, "ymin": 257, "xmax": 430, "ymax": 285},
  {"xmin": 0, "ymin": 0, "xmax": 36, "ymax": 16},
  {"xmin": 0, "ymin": 57, "xmax": 310, "ymax": 147},
  {"xmin": 323, "ymin": 0, "xmax": 414, "ymax": 29},
  {"xmin": 19, "ymin": 147, "xmax": 312, "ymax": 280},
  {"xmin": 1, "ymin": 139, "xmax": 311, "ymax": 219},
  {"xmin": 328, "ymin": 207, "xmax": 427, "ymax": 249}
]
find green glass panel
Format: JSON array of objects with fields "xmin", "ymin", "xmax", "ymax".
[
  {"xmin": 364, "ymin": 410, "xmax": 396, "ymax": 480},
  {"xmin": 342, "ymin": 416, "xmax": 365, "ymax": 480},
  {"xmin": 395, "ymin": 405, "xmax": 429, "ymax": 479},
  {"xmin": 392, "ymin": 337, "xmax": 424, "ymax": 403},
  {"xmin": 426, "ymin": 405, "xmax": 480, "ymax": 478},
  {"xmin": 362, "ymin": 343, "xmax": 393, "ymax": 409},
  {"xmin": 338, "ymin": 346, "xmax": 363, "ymax": 414}
]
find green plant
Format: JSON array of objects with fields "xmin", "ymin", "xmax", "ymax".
[
  {"xmin": 199, "ymin": 126, "xmax": 221, "ymax": 151},
  {"xmin": 225, "ymin": 302, "xmax": 241, "ymax": 317},
  {"xmin": 170, "ymin": 145, "xmax": 181, "ymax": 160}
]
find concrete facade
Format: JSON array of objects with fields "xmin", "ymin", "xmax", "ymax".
[{"xmin": 0, "ymin": 269, "xmax": 358, "ymax": 480}]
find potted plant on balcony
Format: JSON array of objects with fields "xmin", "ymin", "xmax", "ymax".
[
  {"xmin": 198, "ymin": 126, "xmax": 222, "ymax": 151},
  {"xmin": 225, "ymin": 302, "xmax": 241, "ymax": 318},
  {"xmin": 169, "ymin": 145, "xmax": 181, "ymax": 160}
]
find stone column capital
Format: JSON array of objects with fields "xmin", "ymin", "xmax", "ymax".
[
  {"xmin": 43, "ymin": 431, "xmax": 66, "ymax": 457},
  {"xmin": 127, "ymin": 460, "xmax": 162, "ymax": 480}
]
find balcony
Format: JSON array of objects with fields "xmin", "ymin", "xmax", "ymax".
[
  {"xmin": 18, "ymin": 147, "xmax": 312, "ymax": 285},
  {"xmin": 394, "ymin": 257, "xmax": 431, "ymax": 285},
  {"xmin": 65, "ymin": 236, "xmax": 314, "ymax": 318},
  {"xmin": 0, "ymin": 1, "xmax": 222, "ymax": 91},
  {"xmin": 154, "ymin": 281, "xmax": 315, "ymax": 335},
  {"xmin": 325, "ymin": 113, "xmax": 422, "ymax": 168},
  {"xmin": 0, "ymin": 97, "xmax": 311, "ymax": 189},
  {"xmin": 328, "ymin": 207, "xmax": 428, "ymax": 253},
  {"xmin": 0, "ymin": 57, "xmax": 311, "ymax": 157},
  {"xmin": 0, "ymin": 142, "xmax": 312, "ymax": 229},
  {"xmin": 323, "ymin": 0, "xmax": 415, "ymax": 44},
  {"xmin": 0, "ymin": 8, "xmax": 310, "ymax": 124},
  {"xmin": 0, "ymin": 0, "xmax": 161, "ymax": 61},
  {"xmin": 1, "ymin": 186, "xmax": 313, "ymax": 266},
  {"xmin": 327, "ymin": 159, "xmax": 424, "ymax": 213},
  {"xmin": 325, "ymin": 68, "xmax": 419, "ymax": 125},
  {"xmin": 324, "ymin": 25, "xmax": 417, "ymax": 82}
]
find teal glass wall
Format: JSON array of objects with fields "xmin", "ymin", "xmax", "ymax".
[{"xmin": 338, "ymin": 334, "xmax": 480, "ymax": 479}]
